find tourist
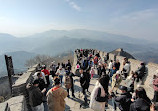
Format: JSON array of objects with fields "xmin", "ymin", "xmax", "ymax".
[
  {"xmin": 62, "ymin": 63, "xmax": 66, "ymax": 69},
  {"xmin": 108, "ymin": 60, "xmax": 113, "ymax": 74},
  {"xmin": 130, "ymin": 87, "xmax": 151, "ymax": 111},
  {"xmin": 89, "ymin": 59, "xmax": 94, "ymax": 69},
  {"xmin": 79, "ymin": 68, "xmax": 90, "ymax": 106},
  {"xmin": 66, "ymin": 59, "xmax": 72, "ymax": 71},
  {"xmin": 98, "ymin": 57, "xmax": 103, "ymax": 65},
  {"xmin": 27, "ymin": 79, "xmax": 46, "ymax": 111},
  {"xmin": 56, "ymin": 65, "xmax": 66, "ymax": 85},
  {"xmin": 90, "ymin": 67, "xmax": 95, "ymax": 78},
  {"xmin": 94, "ymin": 55, "xmax": 98, "ymax": 68},
  {"xmin": 135, "ymin": 62, "xmax": 146, "ymax": 83},
  {"xmin": 41, "ymin": 65, "xmax": 50, "ymax": 86},
  {"xmin": 115, "ymin": 85, "xmax": 132, "ymax": 111},
  {"xmin": 56, "ymin": 63, "xmax": 60, "ymax": 72},
  {"xmin": 86, "ymin": 69, "xmax": 91, "ymax": 94},
  {"xmin": 89, "ymin": 75, "xmax": 109, "ymax": 111},
  {"xmin": 47, "ymin": 77, "xmax": 68, "ymax": 111},
  {"xmin": 110, "ymin": 71, "xmax": 122, "ymax": 111},
  {"xmin": 81, "ymin": 58, "xmax": 89, "ymax": 70},
  {"xmin": 110, "ymin": 66, "xmax": 117, "ymax": 82},
  {"xmin": 33, "ymin": 69, "xmax": 47, "ymax": 85},
  {"xmin": 122, "ymin": 61, "xmax": 130, "ymax": 79},
  {"xmin": 75, "ymin": 61, "xmax": 81, "ymax": 76},
  {"xmin": 97, "ymin": 63, "xmax": 106, "ymax": 77},
  {"xmin": 35, "ymin": 72, "xmax": 47, "ymax": 91},
  {"xmin": 65, "ymin": 70, "xmax": 75, "ymax": 98},
  {"xmin": 152, "ymin": 70, "xmax": 158, "ymax": 106},
  {"xmin": 49, "ymin": 61, "xmax": 56, "ymax": 78},
  {"xmin": 114, "ymin": 59, "xmax": 120, "ymax": 71},
  {"xmin": 123, "ymin": 57, "xmax": 128, "ymax": 66},
  {"xmin": 111, "ymin": 71, "xmax": 122, "ymax": 93}
]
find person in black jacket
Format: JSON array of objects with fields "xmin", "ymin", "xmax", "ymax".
[
  {"xmin": 97, "ymin": 64, "xmax": 106, "ymax": 77},
  {"xmin": 114, "ymin": 59, "xmax": 120, "ymax": 71},
  {"xmin": 115, "ymin": 86, "xmax": 132, "ymax": 111},
  {"xmin": 36, "ymin": 72, "xmax": 47, "ymax": 91},
  {"xmin": 135, "ymin": 63, "xmax": 146, "ymax": 83},
  {"xmin": 79, "ymin": 68, "xmax": 90, "ymax": 105},
  {"xmin": 27, "ymin": 79, "xmax": 46, "ymax": 111},
  {"xmin": 66, "ymin": 60, "xmax": 72, "ymax": 71},
  {"xmin": 130, "ymin": 87, "xmax": 151, "ymax": 111},
  {"xmin": 56, "ymin": 63, "xmax": 60, "ymax": 72}
]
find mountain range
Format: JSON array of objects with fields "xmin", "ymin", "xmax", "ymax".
[{"xmin": 0, "ymin": 29, "xmax": 158, "ymax": 77}]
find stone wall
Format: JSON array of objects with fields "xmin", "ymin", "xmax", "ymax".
[
  {"xmin": 99, "ymin": 51, "xmax": 108, "ymax": 62},
  {"xmin": 12, "ymin": 64, "xmax": 39, "ymax": 96},
  {"xmin": 0, "ymin": 77, "xmax": 11, "ymax": 99},
  {"xmin": 145, "ymin": 63, "xmax": 158, "ymax": 85},
  {"xmin": 144, "ymin": 63, "xmax": 158, "ymax": 98},
  {"xmin": 0, "ymin": 64, "xmax": 39, "ymax": 111},
  {"xmin": 109, "ymin": 53, "xmax": 116, "ymax": 61},
  {"xmin": 4, "ymin": 96, "xmax": 26, "ymax": 111},
  {"xmin": 0, "ymin": 102, "xmax": 10, "ymax": 111},
  {"xmin": 128, "ymin": 58, "xmax": 143, "ymax": 74}
]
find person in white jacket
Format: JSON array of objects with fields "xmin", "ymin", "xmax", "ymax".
[
  {"xmin": 56, "ymin": 65, "xmax": 66, "ymax": 85},
  {"xmin": 33, "ymin": 70, "xmax": 47, "ymax": 85},
  {"xmin": 108, "ymin": 60, "xmax": 113, "ymax": 74},
  {"xmin": 122, "ymin": 61, "xmax": 130, "ymax": 79},
  {"xmin": 90, "ymin": 76, "xmax": 109, "ymax": 111}
]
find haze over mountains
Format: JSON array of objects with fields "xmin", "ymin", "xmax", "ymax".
[{"xmin": 0, "ymin": 29, "xmax": 158, "ymax": 77}]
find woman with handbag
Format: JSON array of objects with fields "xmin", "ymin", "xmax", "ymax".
[{"xmin": 89, "ymin": 74, "xmax": 109, "ymax": 111}]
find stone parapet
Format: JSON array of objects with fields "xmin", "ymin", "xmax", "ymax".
[
  {"xmin": 12, "ymin": 64, "xmax": 39, "ymax": 96},
  {"xmin": 0, "ymin": 102, "xmax": 10, "ymax": 111},
  {"xmin": 128, "ymin": 58, "xmax": 143, "ymax": 74},
  {"xmin": 0, "ymin": 77, "xmax": 11, "ymax": 99},
  {"xmin": 109, "ymin": 53, "xmax": 116, "ymax": 61}
]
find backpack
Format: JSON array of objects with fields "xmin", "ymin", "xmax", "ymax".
[{"xmin": 65, "ymin": 75, "xmax": 72, "ymax": 89}]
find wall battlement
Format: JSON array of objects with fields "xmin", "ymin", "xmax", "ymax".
[{"xmin": 0, "ymin": 64, "xmax": 39, "ymax": 111}]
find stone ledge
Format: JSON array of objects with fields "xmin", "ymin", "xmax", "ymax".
[
  {"xmin": 7, "ymin": 95, "xmax": 26, "ymax": 111},
  {"xmin": 0, "ymin": 102, "xmax": 10, "ymax": 111},
  {"xmin": 13, "ymin": 72, "xmax": 32, "ymax": 87},
  {"xmin": 12, "ymin": 64, "xmax": 39, "ymax": 96},
  {"xmin": 0, "ymin": 95, "xmax": 26, "ymax": 111}
]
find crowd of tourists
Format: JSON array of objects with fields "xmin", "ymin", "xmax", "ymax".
[{"xmin": 26, "ymin": 48, "xmax": 158, "ymax": 111}]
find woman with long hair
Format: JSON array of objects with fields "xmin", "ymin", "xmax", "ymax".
[
  {"xmin": 130, "ymin": 87, "xmax": 151, "ymax": 111},
  {"xmin": 89, "ymin": 74, "xmax": 109, "ymax": 111}
]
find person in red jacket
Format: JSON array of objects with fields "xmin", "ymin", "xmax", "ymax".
[
  {"xmin": 93, "ymin": 55, "xmax": 98, "ymax": 69},
  {"xmin": 42, "ymin": 65, "xmax": 50, "ymax": 87}
]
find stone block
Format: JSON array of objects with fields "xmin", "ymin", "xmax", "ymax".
[
  {"xmin": 0, "ymin": 102, "xmax": 10, "ymax": 111},
  {"xmin": 109, "ymin": 53, "xmax": 115, "ymax": 61},
  {"xmin": 6, "ymin": 95, "xmax": 26, "ymax": 111}
]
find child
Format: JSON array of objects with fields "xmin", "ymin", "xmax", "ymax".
[{"xmin": 90, "ymin": 67, "xmax": 95, "ymax": 79}]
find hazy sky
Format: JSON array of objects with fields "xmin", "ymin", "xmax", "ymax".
[{"xmin": 0, "ymin": 0, "xmax": 158, "ymax": 40}]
